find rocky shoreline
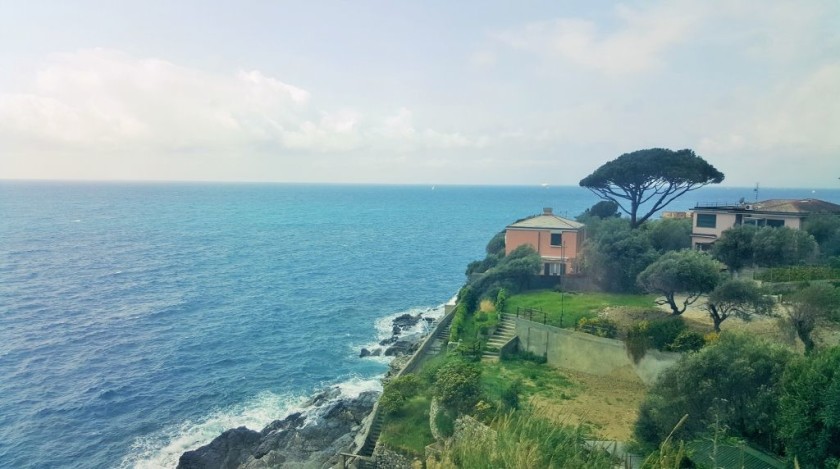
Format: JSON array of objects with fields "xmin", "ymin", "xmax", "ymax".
[{"xmin": 176, "ymin": 310, "xmax": 439, "ymax": 469}]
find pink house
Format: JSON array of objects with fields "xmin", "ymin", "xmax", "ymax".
[{"xmin": 505, "ymin": 208, "xmax": 585, "ymax": 276}]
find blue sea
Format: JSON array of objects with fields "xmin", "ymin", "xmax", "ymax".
[{"xmin": 1, "ymin": 182, "xmax": 838, "ymax": 469}]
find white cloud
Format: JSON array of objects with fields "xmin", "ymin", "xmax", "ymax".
[
  {"xmin": 496, "ymin": 3, "xmax": 699, "ymax": 75},
  {"xmin": 0, "ymin": 48, "xmax": 485, "ymax": 169}
]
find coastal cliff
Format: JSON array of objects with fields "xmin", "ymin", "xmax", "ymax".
[{"xmin": 176, "ymin": 310, "xmax": 436, "ymax": 468}]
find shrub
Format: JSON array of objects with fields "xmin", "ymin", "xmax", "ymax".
[
  {"xmin": 495, "ymin": 288, "xmax": 508, "ymax": 312},
  {"xmin": 626, "ymin": 321, "xmax": 651, "ymax": 363},
  {"xmin": 647, "ymin": 317, "xmax": 686, "ymax": 350},
  {"xmin": 434, "ymin": 408, "xmax": 456, "ymax": 438},
  {"xmin": 380, "ymin": 374, "xmax": 423, "ymax": 416},
  {"xmin": 634, "ymin": 333, "xmax": 793, "ymax": 453},
  {"xmin": 502, "ymin": 349, "xmax": 547, "ymax": 364},
  {"xmin": 755, "ymin": 266, "xmax": 840, "ymax": 283},
  {"xmin": 500, "ymin": 379, "xmax": 522, "ymax": 410},
  {"xmin": 434, "ymin": 359, "xmax": 482, "ymax": 413},
  {"xmin": 778, "ymin": 347, "xmax": 840, "ymax": 467},
  {"xmin": 576, "ymin": 317, "xmax": 619, "ymax": 338},
  {"xmin": 380, "ymin": 387, "xmax": 406, "ymax": 416},
  {"xmin": 667, "ymin": 330, "xmax": 705, "ymax": 353}
]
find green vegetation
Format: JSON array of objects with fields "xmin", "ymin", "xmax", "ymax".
[
  {"xmin": 503, "ymin": 289, "xmax": 655, "ymax": 329},
  {"xmin": 780, "ymin": 283, "xmax": 840, "ymax": 354},
  {"xmin": 637, "ymin": 249, "xmax": 724, "ymax": 315},
  {"xmin": 704, "ymin": 278, "xmax": 775, "ymax": 332},
  {"xmin": 634, "ymin": 333, "xmax": 793, "ymax": 454},
  {"xmin": 712, "ymin": 224, "xmax": 757, "ymax": 273},
  {"xmin": 755, "ymin": 265, "xmax": 840, "ymax": 282},
  {"xmin": 436, "ymin": 410, "xmax": 614, "ymax": 468},
  {"xmin": 625, "ymin": 317, "xmax": 695, "ymax": 362},
  {"xmin": 804, "ymin": 213, "xmax": 840, "ymax": 260},
  {"xmin": 646, "ymin": 218, "xmax": 692, "ymax": 253},
  {"xmin": 582, "ymin": 218, "xmax": 660, "ymax": 292},
  {"xmin": 778, "ymin": 347, "xmax": 840, "ymax": 467},
  {"xmin": 379, "ymin": 394, "xmax": 434, "ymax": 456},
  {"xmin": 579, "ymin": 148, "xmax": 724, "ymax": 228},
  {"xmin": 434, "ymin": 359, "xmax": 482, "ymax": 413}
]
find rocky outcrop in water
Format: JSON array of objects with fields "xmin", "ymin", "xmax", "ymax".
[
  {"xmin": 360, "ymin": 310, "xmax": 437, "ymax": 358},
  {"xmin": 177, "ymin": 388, "xmax": 379, "ymax": 469}
]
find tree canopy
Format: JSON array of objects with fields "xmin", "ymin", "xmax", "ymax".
[
  {"xmin": 704, "ymin": 278, "xmax": 774, "ymax": 332},
  {"xmin": 579, "ymin": 148, "xmax": 724, "ymax": 228},
  {"xmin": 636, "ymin": 249, "xmax": 723, "ymax": 315},
  {"xmin": 782, "ymin": 284, "xmax": 840, "ymax": 354},
  {"xmin": 711, "ymin": 224, "xmax": 757, "ymax": 273},
  {"xmin": 634, "ymin": 333, "xmax": 793, "ymax": 453}
]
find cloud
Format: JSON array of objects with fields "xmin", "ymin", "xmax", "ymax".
[
  {"xmin": 0, "ymin": 48, "xmax": 485, "ymax": 166},
  {"xmin": 495, "ymin": 3, "xmax": 698, "ymax": 75}
]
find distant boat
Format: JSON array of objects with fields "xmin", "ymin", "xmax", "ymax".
[{"xmin": 541, "ymin": 183, "xmax": 549, "ymax": 188}]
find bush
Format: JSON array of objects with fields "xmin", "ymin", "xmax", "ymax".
[
  {"xmin": 500, "ymin": 379, "xmax": 522, "ymax": 410},
  {"xmin": 380, "ymin": 375, "xmax": 423, "ymax": 416},
  {"xmin": 434, "ymin": 359, "xmax": 482, "ymax": 413},
  {"xmin": 755, "ymin": 266, "xmax": 840, "ymax": 282},
  {"xmin": 380, "ymin": 387, "xmax": 407, "ymax": 416},
  {"xmin": 495, "ymin": 288, "xmax": 508, "ymax": 312},
  {"xmin": 634, "ymin": 333, "xmax": 793, "ymax": 453},
  {"xmin": 434, "ymin": 408, "xmax": 456, "ymax": 438},
  {"xmin": 576, "ymin": 317, "xmax": 619, "ymax": 338},
  {"xmin": 626, "ymin": 322, "xmax": 652, "ymax": 363},
  {"xmin": 778, "ymin": 347, "xmax": 840, "ymax": 467},
  {"xmin": 647, "ymin": 317, "xmax": 686, "ymax": 350},
  {"xmin": 667, "ymin": 330, "xmax": 705, "ymax": 353},
  {"xmin": 502, "ymin": 349, "xmax": 547, "ymax": 364}
]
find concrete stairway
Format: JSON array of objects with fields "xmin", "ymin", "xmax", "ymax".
[
  {"xmin": 481, "ymin": 315, "xmax": 516, "ymax": 362},
  {"xmin": 356, "ymin": 413, "xmax": 382, "ymax": 466},
  {"xmin": 427, "ymin": 321, "xmax": 452, "ymax": 354}
]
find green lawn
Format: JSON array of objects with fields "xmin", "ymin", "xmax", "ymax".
[
  {"xmin": 503, "ymin": 290, "xmax": 655, "ymax": 329},
  {"xmin": 379, "ymin": 394, "xmax": 434, "ymax": 457},
  {"xmin": 481, "ymin": 355, "xmax": 575, "ymax": 404}
]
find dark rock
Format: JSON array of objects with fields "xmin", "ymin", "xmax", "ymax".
[
  {"xmin": 177, "ymin": 426, "xmax": 261, "ymax": 469},
  {"xmin": 379, "ymin": 336, "xmax": 398, "ymax": 346},
  {"xmin": 359, "ymin": 348, "xmax": 371, "ymax": 358},
  {"xmin": 371, "ymin": 348, "xmax": 382, "ymax": 357},
  {"xmin": 392, "ymin": 313, "xmax": 421, "ymax": 331},
  {"xmin": 384, "ymin": 340, "xmax": 417, "ymax": 357},
  {"xmin": 178, "ymin": 389, "xmax": 379, "ymax": 469},
  {"xmin": 392, "ymin": 325, "xmax": 401, "ymax": 335}
]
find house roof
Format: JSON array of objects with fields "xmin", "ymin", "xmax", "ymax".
[
  {"xmin": 507, "ymin": 213, "xmax": 584, "ymax": 230},
  {"xmin": 751, "ymin": 198, "xmax": 840, "ymax": 214},
  {"xmin": 694, "ymin": 198, "xmax": 840, "ymax": 215}
]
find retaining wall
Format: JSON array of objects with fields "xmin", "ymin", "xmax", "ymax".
[{"xmin": 514, "ymin": 318, "xmax": 680, "ymax": 385}]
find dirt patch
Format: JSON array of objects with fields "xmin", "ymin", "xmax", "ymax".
[{"xmin": 530, "ymin": 368, "xmax": 647, "ymax": 441}]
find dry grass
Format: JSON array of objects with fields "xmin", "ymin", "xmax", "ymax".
[{"xmin": 530, "ymin": 368, "xmax": 648, "ymax": 441}]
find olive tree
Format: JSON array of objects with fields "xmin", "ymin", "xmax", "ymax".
[
  {"xmin": 704, "ymin": 279, "xmax": 774, "ymax": 332},
  {"xmin": 711, "ymin": 224, "xmax": 757, "ymax": 273},
  {"xmin": 637, "ymin": 250, "xmax": 724, "ymax": 315},
  {"xmin": 579, "ymin": 148, "xmax": 724, "ymax": 228},
  {"xmin": 781, "ymin": 284, "xmax": 840, "ymax": 354}
]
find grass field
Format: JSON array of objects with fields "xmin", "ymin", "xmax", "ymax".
[{"xmin": 503, "ymin": 290, "xmax": 656, "ymax": 329}]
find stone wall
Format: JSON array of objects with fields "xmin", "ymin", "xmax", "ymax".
[{"xmin": 514, "ymin": 318, "xmax": 680, "ymax": 385}]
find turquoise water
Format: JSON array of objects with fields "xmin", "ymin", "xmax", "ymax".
[{"xmin": 1, "ymin": 182, "xmax": 837, "ymax": 468}]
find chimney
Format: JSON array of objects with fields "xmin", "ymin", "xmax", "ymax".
[{"xmin": 543, "ymin": 207, "xmax": 553, "ymax": 215}]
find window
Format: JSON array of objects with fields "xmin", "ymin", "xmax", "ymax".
[
  {"xmin": 550, "ymin": 233, "xmax": 562, "ymax": 246},
  {"xmin": 696, "ymin": 214, "xmax": 717, "ymax": 228},
  {"xmin": 766, "ymin": 219, "xmax": 784, "ymax": 228}
]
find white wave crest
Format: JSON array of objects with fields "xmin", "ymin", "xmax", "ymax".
[{"xmin": 120, "ymin": 377, "xmax": 381, "ymax": 469}]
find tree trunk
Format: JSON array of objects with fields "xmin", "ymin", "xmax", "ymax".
[{"xmin": 666, "ymin": 293, "xmax": 682, "ymax": 315}]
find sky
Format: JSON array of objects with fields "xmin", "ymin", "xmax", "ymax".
[{"xmin": 0, "ymin": 1, "xmax": 838, "ymax": 187}]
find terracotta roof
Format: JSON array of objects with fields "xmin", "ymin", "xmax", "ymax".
[
  {"xmin": 751, "ymin": 198, "xmax": 840, "ymax": 214},
  {"xmin": 507, "ymin": 214, "xmax": 584, "ymax": 230}
]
